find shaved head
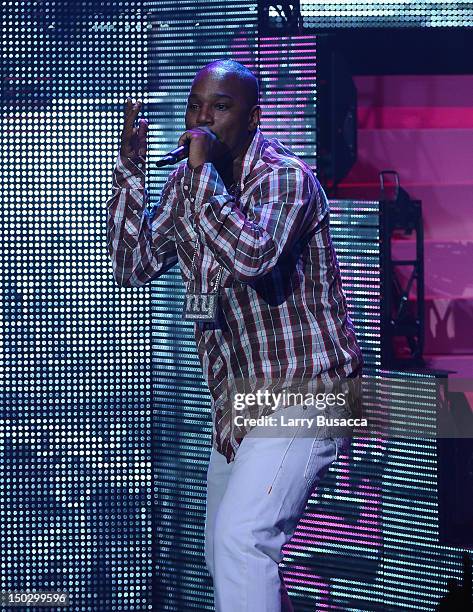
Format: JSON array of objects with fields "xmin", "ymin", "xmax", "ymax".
[
  {"xmin": 185, "ymin": 59, "xmax": 262, "ymax": 174},
  {"xmin": 193, "ymin": 59, "xmax": 260, "ymax": 109}
]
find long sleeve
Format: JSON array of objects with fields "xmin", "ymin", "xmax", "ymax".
[
  {"xmin": 180, "ymin": 162, "xmax": 325, "ymax": 283},
  {"xmin": 106, "ymin": 153, "xmax": 178, "ymax": 287}
]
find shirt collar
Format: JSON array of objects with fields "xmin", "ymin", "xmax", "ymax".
[{"xmin": 238, "ymin": 127, "xmax": 265, "ymax": 192}]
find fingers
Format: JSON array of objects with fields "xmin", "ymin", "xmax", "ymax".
[
  {"xmin": 137, "ymin": 117, "xmax": 148, "ymax": 143},
  {"xmin": 123, "ymin": 97, "xmax": 142, "ymax": 138},
  {"xmin": 179, "ymin": 128, "xmax": 221, "ymax": 168},
  {"xmin": 177, "ymin": 127, "xmax": 215, "ymax": 148},
  {"xmin": 177, "ymin": 130, "xmax": 191, "ymax": 148},
  {"xmin": 137, "ymin": 117, "xmax": 148, "ymax": 136},
  {"xmin": 137, "ymin": 118, "xmax": 148, "ymax": 156},
  {"xmin": 197, "ymin": 126, "xmax": 216, "ymax": 137},
  {"xmin": 124, "ymin": 97, "xmax": 141, "ymax": 123},
  {"xmin": 121, "ymin": 97, "xmax": 148, "ymax": 159}
]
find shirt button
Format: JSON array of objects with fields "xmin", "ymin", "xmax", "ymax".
[
  {"xmin": 183, "ymin": 185, "xmax": 189, "ymax": 191},
  {"xmin": 132, "ymin": 209, "xmax": 139, "ymax": 214}
]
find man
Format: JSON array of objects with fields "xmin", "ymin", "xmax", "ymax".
[{"xmin": 107, "ymin": 59, "xmax": 362, "ymax": 611}]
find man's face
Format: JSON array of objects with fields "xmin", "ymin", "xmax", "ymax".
[{"xmin": 185, "ymin": 68, "xmax": 259, "ymax": 163}]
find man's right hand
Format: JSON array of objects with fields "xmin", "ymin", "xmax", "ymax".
[{"xmin": 120, "ymin": 97, "xmax": 148, "ymax": 163}]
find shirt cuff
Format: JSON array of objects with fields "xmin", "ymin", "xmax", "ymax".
[
  {"xmin": 112, "ymin": 152, "xmax": 146, "ymax": 189},
  {"xmin": 179, "ymin": 161, "xmax": 227, "ymax": 206},
  {"xmin": 194, "ymin": 196, "xmax": 245, "ymax": 278}
]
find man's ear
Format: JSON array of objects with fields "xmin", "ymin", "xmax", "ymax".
[{"xmin": 248, "ymin": 105, "xmax": 261, "ymax": 131}]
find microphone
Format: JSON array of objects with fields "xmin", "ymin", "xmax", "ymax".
[{"xmin": 155, "ymin": 144, "xmax": 189, "ymax": 168}]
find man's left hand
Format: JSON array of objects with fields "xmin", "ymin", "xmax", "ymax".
[{"xmin": 178, "ymin": 127, "xmax": 224, "ymax": 169}]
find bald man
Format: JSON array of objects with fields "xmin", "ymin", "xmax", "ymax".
[{"xmin": 107, "ymin": 60, "xmax": 362, "ymax": 611}]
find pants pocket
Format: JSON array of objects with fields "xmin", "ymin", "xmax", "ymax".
[
  {"xmin": 303, "ymin": 437, "xmax": 338, "ymax": 491},
  {"xmin": 265, "ymin": 431, "xmax": 299, "ymax": 495},
  {"xmin": 332, "ymin": 436, "xmax": 352, "ymax": 459}
]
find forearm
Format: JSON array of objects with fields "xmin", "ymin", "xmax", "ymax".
[
  {"xmin": 196, "ymin": 196, "xmax": 279, "ymax": 281},
  {"xmin": 183, "ymin": 162, "xmax": 318, "ymax": 283},
  {"xmin": 106, "ymin": 154, "xmax": 178, "ymax": 287}
]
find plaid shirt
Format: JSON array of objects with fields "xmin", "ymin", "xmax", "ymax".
[{"xmin": 107, "ymin": 128, "xmax": 362, "ymax": 463}]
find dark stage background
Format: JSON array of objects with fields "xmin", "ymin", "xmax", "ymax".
[{"xmin": 2, "ymin": 1, "xmax": 473, "ymax": 611}]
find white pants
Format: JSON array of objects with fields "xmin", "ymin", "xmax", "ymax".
[{"xmin": 205, "ymin": 404, "xmax": 349, "ymax": 612}]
